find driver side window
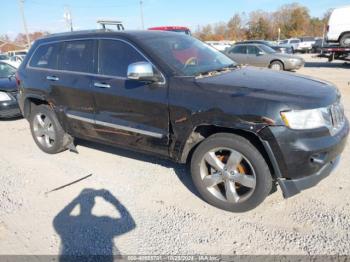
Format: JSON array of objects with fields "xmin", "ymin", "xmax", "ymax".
[{"xmin": 247, "ymin": 46, "xmax": 259, "ymax": 55}]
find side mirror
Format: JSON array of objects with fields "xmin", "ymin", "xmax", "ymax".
[
  {"xmin": 257, "ymin": 51, "xmax": 264, "ymax": 56},
  {"xmin": 127, "ymin": 62, "xmax": 159, "ymax": 82}
]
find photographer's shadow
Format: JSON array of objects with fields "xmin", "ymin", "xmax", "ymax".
[{"xmin": 53, "ymin": 189, "xmax": 135, "ymax": 261}]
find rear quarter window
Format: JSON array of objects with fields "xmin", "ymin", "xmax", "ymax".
[{"xmin": 29, "ymin": 43, "xmax": 60, "ymax": 69}]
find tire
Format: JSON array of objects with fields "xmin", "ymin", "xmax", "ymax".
[
  {"xmin": 340, "ymin": 33, "xmax": 350, "ymax": 47},
  {"xmin": 190, "ymin": 133, "xmax": 272, "ymax": 212},
  {"xmin": 270, "ymin": 61, "xmax": 284, "ymax": 71},
  {"xmin": 29, "ymin": 104, "xmax": 68, "ymax": 154}
]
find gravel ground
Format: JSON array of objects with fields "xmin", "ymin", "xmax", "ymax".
[{"xmin": 0, "ymin": 54, "xmax": 349, "ymax": 256}]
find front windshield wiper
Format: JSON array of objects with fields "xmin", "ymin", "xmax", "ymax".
[{"xmin": 195, "ymin": 64, "xmax": 238, "ymax": 78}]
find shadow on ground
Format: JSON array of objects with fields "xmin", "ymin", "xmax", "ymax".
[
  {"xmin": 76, "ymin": 139, "xmax": 201, "ymax": 199},
  {"xmin": 53, "ymin": 189, "xmax": 135, "ymax": 261},
  {"xmin": 304, "ymin": 61, "xmax": 350, "ymax": 69}
]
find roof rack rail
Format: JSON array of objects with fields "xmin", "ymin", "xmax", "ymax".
[{"xmin": 97, "ymin": 20, "xmax": 125, "ymax": 31}]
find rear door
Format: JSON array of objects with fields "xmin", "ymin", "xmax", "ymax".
[
  {"xmin": 91, "ymin": 39, "xmax": 169, "ymax": 156},
  {"xmin": 50, "ymin": 39, "xmax": 98, "ymax": 138},
  {"xmin": 226, "ymin": 46, "xmax": 247, "ymax": 65}
]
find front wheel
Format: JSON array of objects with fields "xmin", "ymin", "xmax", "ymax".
[
  {"xmin": 270, "ymin": 61, "xmax": 284, "ymax": 71},
  {"xmin": 29, "ymin": 104, "xmax": 68, "ymax": 154},
  {"xmin": 190, "ymin": 133, "xmax": 272, "ymax": 212}
]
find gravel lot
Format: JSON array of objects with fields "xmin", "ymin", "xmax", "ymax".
[{"xmin": 0, "ymin": 54, "xmax": 349, "ymax": 256}]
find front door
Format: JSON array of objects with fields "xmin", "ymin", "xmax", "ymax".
[{"xmin": 91, "ymin": 39, "xmax": 169, "ymax": 156}]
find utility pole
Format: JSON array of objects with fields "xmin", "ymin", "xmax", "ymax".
[
  {"xmin": 140, "ymin": 0, "xmax": 144, "ymax": 30},
  {"xmin": 63, "ymin": 6, "xmax": 74, "ymax": 32},
  {"xmin": 18, "ymin": 0, "xmax": 31, "ymax": 48}
]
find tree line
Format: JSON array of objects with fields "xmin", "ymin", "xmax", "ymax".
[{"xmin": 194, "ymin": 3, "xmax": 332, "ymax": 41}]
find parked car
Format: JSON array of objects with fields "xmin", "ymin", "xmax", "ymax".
[
  {"xmin": 224, "ymin": 44, "xmax": 304, "ymax": 71},
  {"xmin": 17, "ymin": 31, "xmax": 348, "ymax": 212},
  {"xmin": 296, "ymin": 37, "xmax": 316, "ymax": 53},
  {"xmin": 0, "ymin": 54, "xmax": 10, "ymax": 61},
  {"xmin": 236, "ymin": 40, "xmax": 293, "ymax": 54},
  {"xmin": 148, "ymin": 26, "xmax": 191, "ymax": 35},
  {"xmin": 279, "ymin": 39, "xmax": 301, "ymax": 52},
  {"xmin": 0, "ymin": 61, "xmax": 21, "ymax": 119},
  {"xmin": 206, "ymin": 41, "xmax": 233, "ymax": 51},
  {"xmin": 327, "ymin": 6, "xmax": 350, "ymax": 47}
]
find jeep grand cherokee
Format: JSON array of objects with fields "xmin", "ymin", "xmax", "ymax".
[{"xmin": 17, "ymin": 31, "xmax": 349, "ymax": 212}]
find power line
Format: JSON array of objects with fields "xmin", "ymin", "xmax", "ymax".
[{"xmin": 140, "ymin": 0, "xmax": 144, "ymax": 30}]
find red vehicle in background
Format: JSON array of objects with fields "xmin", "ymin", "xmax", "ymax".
[{"xmin": 148, "ymin": 26, "xmax": 191, "ymax": 35}]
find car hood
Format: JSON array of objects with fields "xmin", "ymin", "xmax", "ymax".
[
  {"xmin": 196, "ymin": 67, "xmax": 339, "ymax": 110},
  {"xmin": 0, "ymin": 77, "xmax": 17, "ymax": 92}
]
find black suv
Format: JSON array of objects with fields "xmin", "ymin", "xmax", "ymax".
[{"xmin": 17, "ymin": 31, "xmax": 349, "ymax": 212}]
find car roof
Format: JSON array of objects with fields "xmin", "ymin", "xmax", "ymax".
[{"xmin": 34, "ymin": 30, "xmax": 182, "ymax": 44}]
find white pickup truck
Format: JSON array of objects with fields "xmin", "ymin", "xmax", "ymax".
[{"xmin": 296, "ymin": 37, "xmax": 316, "ymax": 53}]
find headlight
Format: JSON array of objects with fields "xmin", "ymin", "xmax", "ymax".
[
  {"xmin": 0, "ymin": 92, "xmax": 11, "ymax": 102},
  {"xmin": 281, "ymin": 108, "xmax": 331, "ymax": 130}
]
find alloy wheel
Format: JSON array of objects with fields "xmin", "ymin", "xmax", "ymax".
[
  {"xmin": 200, "ymin": 148, "xmax": 256, "ymax": 204},
  {"xmin": 32, "ymin": 113, "xmax": 56, "ymax": 148}
]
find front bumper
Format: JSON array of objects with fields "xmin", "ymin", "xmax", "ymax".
[
  {"xmin": 0, "ymin": 93, "xmax": 21, "ymax": 119},
  {"xmin": 260, "ymin": 120, "xmax": 349, "ymax": 198},
  {"xmin": 284, "ymin": 59, "xmax": 305, "ymax": 70},
  {"xmin": 278, "ymin": 156, "xmax": 340, "ymax": 198}
]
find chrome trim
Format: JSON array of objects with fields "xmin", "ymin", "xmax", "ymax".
[
  {"xmin": 26, "ymin": 37, "xmax": 166, "ymax": 85},
  {"xmin": 94, "ymin": 82, "xmax": 111, "ymax": 89},
  {"xmin": 66, "ymin": 113, "xmax": 95, "ymax": 124},
  {"xmin": 66, "ymin": 113, "xmax": 164, "ymax": 139},
  {"xmin": 46, "ymin": 76, "xmax": 59, "ymax": 81}
]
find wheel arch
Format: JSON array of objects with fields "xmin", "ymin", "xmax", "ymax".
[
  {"xmin": 179, "ymin": 124, "xmax": 278, "ymax": 179},
  {"xmin": 23, "ymin": 95, "xmax": 49, "ymax": 119},
  {"xmin": 269, "ymin": 59, "xmax": 284, "ymax": 70}
]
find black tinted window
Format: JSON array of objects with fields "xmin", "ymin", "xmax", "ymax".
[
  {"xmin": 98, "ymin": 40, "xmax": 146, "ymax": 77},
  {"xmin": 29, "ymin": 43, "xmax": 60, "ymax": 69},
  {"xmin": 230, "ymin": 46, "xmax": 246, "ymax": 54},
  {"xmin": 60, "ymin": 40, "xmax": 94, "ymax": 73}
]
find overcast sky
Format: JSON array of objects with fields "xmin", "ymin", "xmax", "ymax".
[{"xmin": 2, "ymin": 0, "xmax": 349, "ymax": 39}]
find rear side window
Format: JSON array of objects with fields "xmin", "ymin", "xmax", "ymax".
[
  {"xmin": 60, "ymin": 40, "xmax": 94, "ymax": 73},
  {"xmin": 230, "ymin": 46, "xmax": 246, "ymax": 54},
  {"xmin": 29, "ymin": 43, "xmax": 60, "ymax": 69},
  {"xmin": 98, "ymin": 40, "xmax": 146, "ymax": 77}
]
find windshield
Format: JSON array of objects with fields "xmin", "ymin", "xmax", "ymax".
[
  {"xmin": 142, "ymin": 34, "xmax": 235, "ymax": 76},
  {"xmin": 0, "ymin": 54, "xmax": 9, "ymax": 60},
  {"xmin": 259, "ymin": 45, "xmax": 276, "ymax": 54},
  {"xmin": 0, "ymin": 62, "xmax": 16, "ymax": 78}
]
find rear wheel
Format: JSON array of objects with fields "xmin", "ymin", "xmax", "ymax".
[
  {"xmin": 340, "ymin": 33, "xmax": 350, "ymax": 47},
  {"xmin": 270, "ymin": 61, "xmax": 284, "ymax": 71},
  {"xmin": 190, "ymin": 133, "xmax": 272, "ymax": 212},
  {"xmin": 29, "ymin": 104, "xmax": 67, "ymax": 154}
]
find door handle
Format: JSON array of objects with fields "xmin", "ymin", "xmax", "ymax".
[
  {"xmin": 46, "ymin": 76, "xmax": 59, "ymax": 81},
  {"xmin": 94, "ymin": 82, "xmax": 111, "ymax": 89}
]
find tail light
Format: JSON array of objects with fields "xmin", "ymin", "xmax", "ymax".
[{"xmin": 15, "ymin": 72, "xmax": 21, "ymax": 87}]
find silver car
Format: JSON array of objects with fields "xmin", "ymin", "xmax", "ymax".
[{"xmin": 224, "ymin": 44, "xmax": 305, "ymax": 71}]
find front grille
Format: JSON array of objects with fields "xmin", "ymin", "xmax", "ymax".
[{"xmin": 329, "ymin": 103, "xmax": 345, "ymax": 133}]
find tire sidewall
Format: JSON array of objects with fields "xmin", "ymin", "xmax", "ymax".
[
  {"xmin": 340, "ymin": 33, "xmax": 350, "ymax": 47},
  {"xmin": 191, "ymin": 133, "xmax": 272, "ymax": 212},
  {"xmin": 270, "ymin": 61, "xmax": 283, "ymax": 71},
  {"xmin": 29, "ymin": 105, "xmax": 65, "ymax": 154}
]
